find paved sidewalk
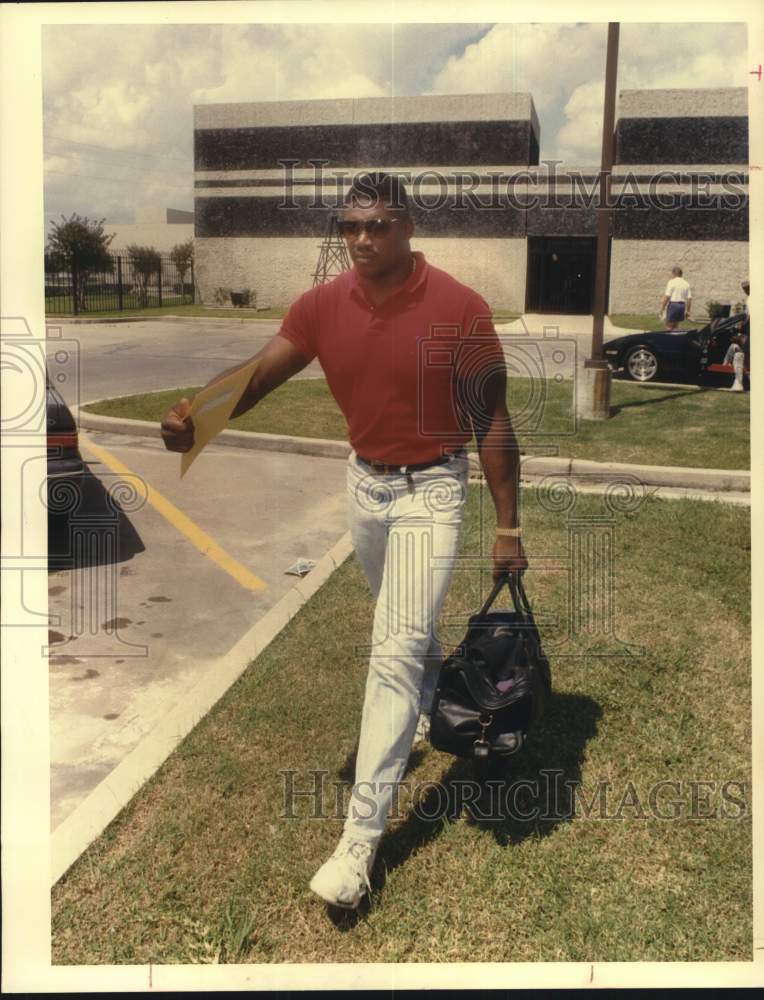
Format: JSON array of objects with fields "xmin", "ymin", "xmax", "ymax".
[
  {"xmin": 496, "ymin": 313, "xmax": 626, "ymax": 339},
  {"xmin": 491, "ymin": 313, "xmax": 627, "ymax": 383}
]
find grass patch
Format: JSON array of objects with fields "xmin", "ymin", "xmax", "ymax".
[
  {"xmin": 46, "ymin": 303, "xmax": 286, "ymax": 320},
  {"xmin": 610, "ymin": 313, "xmax": 706, "ymax": 333},
  {"xmin": 84, "ymin": 377, "xmax": 750, "ymax": 470},
  {"xmin": 490, "ymin": 310, "xmax": 522, "ymax": 324},
  {"xmin": 50, "ymin": 490, "xmax": 751, "ymax": 962}
]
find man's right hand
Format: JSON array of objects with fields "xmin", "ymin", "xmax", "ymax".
[
  {"xmin": 159, "ymin": 334, "xmax": 310, "ymax": 455},
  {"xmin": 161, "ymin": 397, "xmax": 195, "ymax": 452}
]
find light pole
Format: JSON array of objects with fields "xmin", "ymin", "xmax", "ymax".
[{"xmin": 578, "ymin": 21, "xmax": 619, "ymax": 421}]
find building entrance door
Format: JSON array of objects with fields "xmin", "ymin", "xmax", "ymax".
[{"xmin": 526, "ymin": 237, "xmax": 599, "ymax": 314}]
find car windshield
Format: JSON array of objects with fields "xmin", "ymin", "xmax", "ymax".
[{"xmin": 711, "ymin": 314, "xmax": 745, "ymax": 335}]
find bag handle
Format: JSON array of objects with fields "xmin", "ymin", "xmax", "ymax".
[{"xmin": 477, "ymin": 571, "xmax": 532, "ymax": 620}]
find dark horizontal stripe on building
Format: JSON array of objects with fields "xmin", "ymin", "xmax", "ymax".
[
  {"xmin": 527, "ymin": 201, "xmax": 749, "ymax": 240},
  {"xmin": 615, "ymin": 116, "xmax": 748, "ymax": 165},
  {"xmin": 194, "ymin": 171, "xmax": 749, "ymax": 190},
  {"xmin": 613, "ymin": 202, "xmax": 748, "ymax": 240},
  {"xmin": 195, "ymin": 195, "xmax": 747, "ymax": 241},
  {"xmin": 194, "ymin": 120, "xmax": 540, "ymax": 170},
  {"xmin": 194, "ymin": 176, "xmax": 584, "ymax": 190},
  {"xmin": 195, "ymin": 196, "xmax": 527, "ymax": 238}
]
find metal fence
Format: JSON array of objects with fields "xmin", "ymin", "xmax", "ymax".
[{"xmin": 45, "ymin": 251, "xmax": 196, "ymax": 315}]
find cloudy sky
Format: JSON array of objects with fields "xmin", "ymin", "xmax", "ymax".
[{"xmin": 42, "ymin": 20, "xmax": 749, "ymax": 232}]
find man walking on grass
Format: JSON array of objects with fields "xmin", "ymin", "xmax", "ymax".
[{"xmin": 161, "ymin": 172, "xmax": 527, "ymax": 910}]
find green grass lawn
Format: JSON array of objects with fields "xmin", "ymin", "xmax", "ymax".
[
  {"xmin": 84, "ymin": 376, "xmax": 750, "ymax": 470},
  {"xmin": 50, "ymin": 489, "xmax": 751, "ymax": 963},
  {"xmin": 490, "ymin": 310, "xmax": 522, "ymax": 323},
  {"xmin": 610, "ymin": 313, "xmax": 708, "ymax": 333},
  {"xmin": 46, "ymin": 302, "xmax": 286, "ymax": 320}
]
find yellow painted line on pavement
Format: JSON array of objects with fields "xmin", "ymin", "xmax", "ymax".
[{"xmin": 80, "ymin": 433, "xmax": 267, "ymax": 592}]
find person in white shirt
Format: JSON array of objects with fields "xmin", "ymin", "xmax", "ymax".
[{"xmin": 660, "ymin": 266, "xmax": 692, "ymax": 331}]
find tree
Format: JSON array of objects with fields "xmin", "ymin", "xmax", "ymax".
[
  {"xmin": 126, "ymin": 244, "xmax": 161, "ymax": 307},
  {"xmin": 46, "ymin": 213, "xmax": 114, "ymax": 312},
  {"xmin": 169, "ymin": 238, "xmax": 194, "ymax": 296}
]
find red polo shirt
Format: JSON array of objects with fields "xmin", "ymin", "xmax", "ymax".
[{"xmin": 277, "ymin": 251, "xmax": 505, "ymax": 465}]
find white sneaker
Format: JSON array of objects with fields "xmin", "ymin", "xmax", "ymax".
[{"xmin": 309, "ymin": 834, "xmax": 378, "ymax": 909}]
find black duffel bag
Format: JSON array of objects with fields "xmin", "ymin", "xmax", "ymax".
[{"xmin": 430, "ymin": 572, "xmax": 551, "ymax": 763}]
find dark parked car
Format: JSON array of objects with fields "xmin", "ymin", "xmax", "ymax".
[
  {"xmin": 46, "ymin": 375, "xmax": 84, "ymax": 499},
  {"xmin": 604, "ymin": 312, "xmax": 750, "ymax": 383}
]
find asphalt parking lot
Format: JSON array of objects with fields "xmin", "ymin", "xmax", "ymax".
[
  {"xmin": 44, "ymin": 314, "xmax": 608, "ymax": 414},
  {"xmin": 44, "ymin": 317, "xmax": 322, "ymax": 409},
  {"xmin": 48, "ymin": 429, "xmax": 348, "ymax": 829},
  {"xmin": 45, "ymin": 315, "xmax": 731, "ymax": 412}
]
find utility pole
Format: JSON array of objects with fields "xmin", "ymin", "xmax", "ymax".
[{"xmin": 578, "ymin": 22, "xmax": 619, "ymax": 421}]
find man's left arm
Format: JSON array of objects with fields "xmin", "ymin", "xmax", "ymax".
[{"xmin": 459, "ymin": 313, "xmax": 528, "ymax": 579}]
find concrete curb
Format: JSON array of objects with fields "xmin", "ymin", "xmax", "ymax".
[
  {"xmin": 74, "ymin": 406, "xmax": 751, "ymax": 493},
  {"xmin": 50, "ymin": 530, "xmax": 355, "ymax": 886},
  {"xmin": 565, "ymin": 458, "xmax": 749, "ymax": 492}
]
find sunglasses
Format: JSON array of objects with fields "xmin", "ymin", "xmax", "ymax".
[{"xmin": 336, "ymin": 218, "xmax": 403, "ymax": 239}]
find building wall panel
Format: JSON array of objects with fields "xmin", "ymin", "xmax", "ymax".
[{"xmin": 609, "ymin": 239, "xmax": 749, "ymax": 314}]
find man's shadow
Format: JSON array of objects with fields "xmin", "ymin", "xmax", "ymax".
[
  {"xmin": 328, "ymin": 690, "xmax": 601, "ymax": 926},
  {"xmin": 608, "ymin": 385, "xmax": 714, "ymax": 414}
]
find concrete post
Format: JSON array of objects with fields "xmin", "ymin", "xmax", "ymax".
[
  {"xmin": 580, "ymin": 22, "xmax": 619, "ymax": 421},
  {"xmin": 576, "ymin": 356, "xmax": 612, "ymax": 421}
]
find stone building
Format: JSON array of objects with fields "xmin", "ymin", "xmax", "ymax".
[
  {"xmin": 608, "ymin": 88, "xmax": 748, "ymax": 314},
  {"xmin": 192, "ymin": 88, "xmax": 748, "ymax": 315}
]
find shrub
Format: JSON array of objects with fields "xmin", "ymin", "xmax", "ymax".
[
  {"xmin": 126, "ymin": 244, "xmax": 161, "ymax": 307},
  {"xmin": 170, "ymin": 239, "xmax": 194, "ymax": 283},
  {"xmin": 46, "ymin": 213, "xmax": 115, "ymax": 312},
  {"xmin": 706, "ymin": 300, "xmax": 730, "ymax": 320}
]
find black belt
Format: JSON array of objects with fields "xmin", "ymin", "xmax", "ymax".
[{"xmin": 356, "ymin": 449, "xmax": 464, "ymax": 475}]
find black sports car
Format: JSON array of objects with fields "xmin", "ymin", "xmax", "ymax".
[{"xmin": 604, "ymin": 312, "xmax": 750, "ymax": 384}]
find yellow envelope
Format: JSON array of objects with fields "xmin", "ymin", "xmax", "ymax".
[{"xmin": 180, "ymin": 356, "xmax": 261, "ymax": 477}]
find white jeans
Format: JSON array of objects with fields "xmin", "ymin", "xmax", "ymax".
[
  {"xmin": 731, "ymin": 351, "xmax": 745, "ymax": 390},
  {"xmin": 343, "ymin": 447, "xmax": 470, "ymax": 843}
]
